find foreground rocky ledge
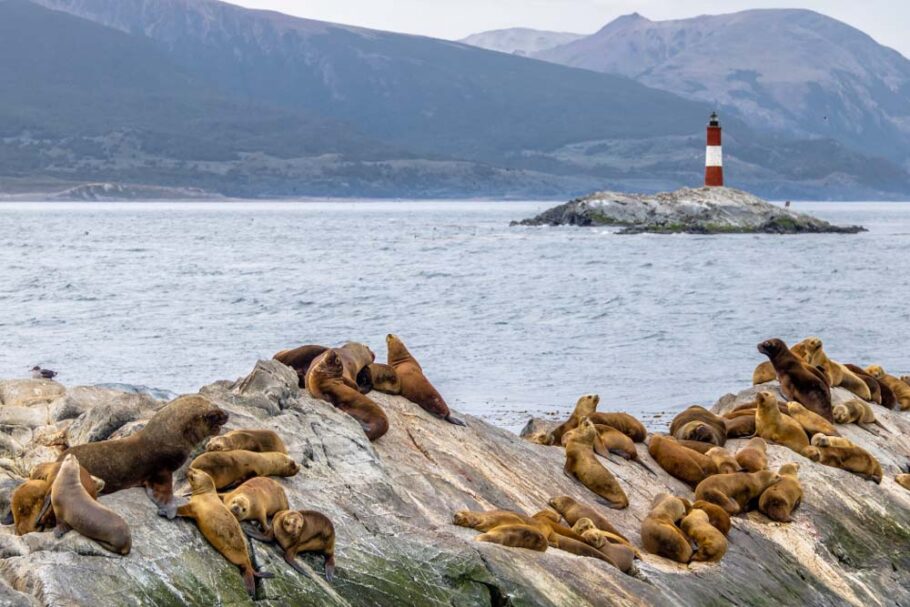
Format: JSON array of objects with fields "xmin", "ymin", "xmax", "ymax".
[
  {"xmin": 1, "ymin": 363, "xmax": 908, "ymax": 606},
  {"xmin": 513, "ymin": 187, "xmax": 866, "ymax": 234}
]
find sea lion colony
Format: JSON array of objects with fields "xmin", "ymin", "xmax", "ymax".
[{"xmin": 2, "ymin": 334, "xmax": 908, "ymax": 597}]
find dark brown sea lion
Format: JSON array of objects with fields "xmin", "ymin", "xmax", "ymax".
[
  {"xmin": 669, "ymin": 406, "xmax": 726, "ymax": 446},
  {"xmin": 189, "ymin": 450, "xmax": 299, "ymax": 490},
  {"xmin": 476, "ymin": 524, "xmax": 548, "ymax": 552},
  {"xmin": 694, "ymin": 470, "xmax": 781, "ymax": 515},
  {"xmin": 306, "ymin": 350, "xmax": 389, "ymax": 441},
  {"xmin": 647, "ymin": 435, "xmax": 718, "ymax": 488},
  {"xmin": 724, "ymin": 415, "xmax": 756, "ymax": 439},
  {"xmin": 206, "ymin": 429, "xmax": 287, "ymax": 454},
  {"xmin": 273, "ymin": 344, "xmax": 328, "ymax": 388},
  {"xmin": 753, "ymin": 341, "xmax": 809, "ymax": 385},
  {"xmin": 758, "ymin": 338, "xmax": 832, "ymax": 422},
  {"xmin": 640, "ymin": 493, "xmax": 692, "ymax": 563},
  {"xmin": 386, "ymin": 334, "xmax": 466, "ymax": 426}
]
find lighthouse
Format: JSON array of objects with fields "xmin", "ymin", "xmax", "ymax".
[{"xmin": 704, "ymin": 112, "xmax": 724, "ymax": 187}]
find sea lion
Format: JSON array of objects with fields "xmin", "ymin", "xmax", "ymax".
[
  {"xmin": 571, "ymin": 519, "xmax": 637, "ymax": 571},
  {"xmin": 587, "ymin": 412, "xmax": 647, "ymax": 443},
  {"xmin": 475, "ymin": 524, "xmax": 548, "ymax": 552},
  {"xmin": 705, "ymin": 447, "xmax": 740, "ymax": 474},
  {"xmin": 17, "ymin": 462, "xmax": 104, "ymax": 533},
  {"xmin": 865, "ymin": 365, "xmax": 907, "ymax": 410},
  {"xmin": 571, "ymin": 517, "xmax": 638, "ymax": 555},
  {"xmin": 674, "ymin": 439, "xmax": 715, "ymax": 455},
  {"xmin": 592, "ymin": 424, "xmax": 656, "ymax": 475},
  {"xmin": 640, "ymin": 493, "xmax": 692, "ymax": 563},
  {"xmin": 691, "ymin": 500, "xmax": 731, "ymax": 536},
  {"xmin": 758, "ymin": 463, "xmax": 802, "ymax": 522},
  {"xmin": 755, "ymin": 391, "xmax": 810, "ymax": 455},
  {"xmin": 801, "ymin": 338, "xmax": 872, "ymax": 400},
  {"xmin": 366, "ymin": 363, "xmax": 401, "ymax": 395},
  {"xmin": 273, "ymin": 344, "xmax": 328, "ymax": 388},
  {"xmin": 647, "ymin": 435, "xmax": 718, "ymax": 488},
  {"xmin": 810, "ymin": 434, "xmax": 855, "ymax": 449},
  {"xmin": 221, "ymin": 477, "xmax": 289, "ymax": 535},
  {"xmin": 386, "ymin": 334, "xmax": 465, "ymax": 426},
  {"xmin": 206, "ymin": 429, "xmax": 288, "ymax": 454},
  {"xmin": 547, "ymin": 495, "xmax": 627, "ymax": 541},
  {"xmin": 896, "ymin": 474, "xmax": 910, "ymax": 491},
  {"xmin": 59, "ymin": 395, "xmax": 228, "ymax": 518},
  {"xmin": 51, "ymin": 454, "xmax": 131, "ymax": 555},
  {"xmin": 306, "ymin": 350, "xmax": 389, "ymax": 441},
  {"xmin": 724, "ymin": 415, "xmax": 756, "ymax": 439},
  {"xmin": 564, "ymin": 420, "xmax": 629, "ymax": 509},
  {"xmin": 530, "ymin": 510, "xmax": 631, "ymax": 569},
  {"xmin": 832, "ymin": 400, "xmax": 874, "ymax": 425},
  {"xmin": 752, "ymin": 341, "xmax": 809, "ymax": 385},
  {"xmin": 681, "ymin": 508, "xmax": 727, "ymax": 562},
  {"xmin": 735, "ymin": 437, "xmax": 768, "ymax": 473},
  {"xmin": 269, "ymin": 510, "xmax": 336, "ymax": 580},
  {"xmin": 190, "ymin": 450, "xmax": 300, "ymax": 490},
  {"xmin": 758, "ymin": 338, "xmax": 833, "ymax": 422},
  {"xmin": 843, "ymin": 364, "xmax": 883, "ymax": 405},
  {"xmin": 308, "ymin": 343, "xmax": 376, "ymax": 397},
  {"xmin": 786, "ymin": 401, "xmax": 839, "ymax": 439},
  {"xmin": 670, "ymin": 406, "xmax": 726, "ymax": 446},
  {"xmin": 803, "ymin": 444, "xmax": 882, "ymax": 483},
  {"xmin": 550, "ymin": 394, "xmax": 600, "ymax": 445},
  {"xmin": 177, "ymin": 468, "xmax": 272, "ymax": 595},
  {"xmin": 902, "ymin": 376, "xmax": 910, "ymax": 387},
  {"xmin": 694, "ymin": 470, "xmax": 782, "ymax": 515}
]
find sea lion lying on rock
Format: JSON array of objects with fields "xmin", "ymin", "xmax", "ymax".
[
  {"xmin": 724, "ymin": 415, "xmax": 756, "ymax": 439},
  {"xmin": 564, "ymin": 420, "xmax": 629, "ymax": 509},
  {"xmin": 640, "ymin": 493, "xmax": 692, "ymax": 563},
  {"xmin": 706, "ymin": 447, "xmax": 740, "ymax": 474},
  {"xmin": 758, "ymin": 463, "xmax": 802, "ymax": 522},
  {"xmin": 786, "ymin": 401, "xmax": 839, "ymax": 440},
  {"xmin": 755, "ymin": 392, "xmax": 810, "ymax": 455},
  {"xmin": 735, "ymin": 438, "xmax": 768, "ymax": 473},
  {"xmin": 587, "ymin": 412, "xmax": 647, "ymax": 443},
  {"xmin": 307, "ymin": 350, "xmax": 389, "ymax": 441},
  {"xmin": 691, "ymin": 500, "xmax": 731, "ymax": 536},
  {"xmin": 366, "ymin": 363, "xmax": 401, "ymax": 395},
  {"xmin": 386, "ymin": 334, "xmax": 466, "ymax": 426},
  {"xmin": 681, "ymin": 508, "xmax": 727, "ymax": 563},
  {"xmin": 12, "ymin": 461, "xmax": 104, "ymax": 534},
  {"xmin": 670, "ymin": 406, "xmax": 726, "ymax": 446},
  {"xmin": 758, "ymin": 338, "xmax": 832, "ymax": 422},
  {"xmin": 266, "ymin": 509, "xmax": 337, "ymax": 581},
  {"xmin": 206, "ymin": 429, "xmax": 287, "ymax": 454},
  {"xmin": 189, "ymin": 450, "xmax": 300, "ymax": 490},
  {"xmin": 591, "ymin": 424, "xmax": 656, "ymax": 475},
  {"xmin": 547, "ymin": 495, "xmax": 627, "ymax": 541},
  {"xmin": 843, "ymin": 364, "xmax": 884, "ymax": 405},
  {"xmin": 694, "ymin": 470, "xmax": 781, "ymax": 515},
  {"xmin": 865, "ymin": 365, "xmax": 910, "ymax": 411},
  {"xmin": 221, "ymin": 477, "xmax": 289, "ymax": 536},
  {"xmin": 803, "ymin": 442, "xmax": 882, "ymax": 484},
  {"xmin": 647, "ymin": 435, "xmax": 718, "ymax": 488}
]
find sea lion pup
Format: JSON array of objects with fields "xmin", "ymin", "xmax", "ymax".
[
  {"xmin": 386, "ymin": 334, "xmax": 466, "ymax": 426},
  {"xmin": 530, "ymin": 510, "xmax": 631, "ymax": 569},
  {"xmin": 547, "ymin": 496, "xmax": 627, "ymax": 541},
  {"xmin": 189, "ymin": 450, "xmax": 300, "ymax": 491},
  {"xmin": 803, "ymin": 444, "xmax": 883, "ymax": 484},
  {"xmin": 206, "ymin": 429, "xmax": 287, "ymax": 454},
  {"xmin": 264, "ymin": 510, "xmax": 337, "ymax": 580},
  {"xmin": 754, "ymin": 391, "xmax": 810, "ymax": 455},
  {"xmin": 758, "ymin": 338, "xmax": 833, "ymax": 422},
  {"xmin": 758, "ymin": 463, "xmax": 802, "ymax": 522},
  {"xmin": 58, "ymin": 395, "xmax": 228, "ymax": 519},
  {"xmin": 592, "ymin": 424, "xmax": 656, "ymax": 475},
  {"xmin": 366, "ymin": 363, "xmax": 401, "ymax": 395},
  {"xmin": 735, "ymin": 438, "xmax": 768, "ymax": 473},
  {"xmin": 647, "ymin": 435, "xmax": 718, "ymax": 488},
  {"xmin": 865, "ymin": 365, "xmax": 908, "ymax": 410},
  {"xmin": 221, "ymin": 477, "xmax": 289, "ymax": 536},
  {"xmin": 51, "ymin": 454, "xmax": 131, "ymax": 555},
  {"xmin": 844, "ymin": 364, "xmax": 883, "ymax": 405},
  {"xmin": 586, "ymin": 412, "xmax": 647, "ymax": 443},
  {"xmin": 786, "ymin": 401, "xmax": 839, "ymax": 440},
  {"xmin": 724, "ymin": 415, "xmax": 756, "ymax": 439},
  {"xmin": 800, "ymin": 337, "xmax": 872, "ymax": 400},
  {"xmin": 694, "ymin": 470, "xmax": 782, "ymax": 515},
  {"xmin": 691, "ymin": 500, "xmax": 731, "ymax": 536},
  {"xmin": 753, "ymin": 341, "xmax": 810, "ymax": 385},
  {"xmin": 549, "ymin": 394, "xmax": 600, "ymax": 445},
  {"xmin": 178, "ymin": 468, "xmax": 272, "ymax": 595},
  {"xmin": 669, "ymin": 406, "xmax": 727, "ymax": 447},
  {"xmin": 832, "ymin": 399, "xmax": 873, "ymax": 425},
  {"xmin": 572, "ymin": 517, "xmax": 637, "ymax": 554},
  {"xmin": 306, "ymin": 350, "xmax": 389, "ymax": 441},
  {"xmin": 476, "ymin": 524, "xmax": 548, "ymax": 552},
  {"xmin": 705, "ymin": 447, "xmax": 740, "ymax": 474},
  {"xmin": 564, "ymin": 420, "xmax": 629, "ymax": 509},
  {"xmin": 571, "ymin": 519, "xmax": 637, "ymax": 571},
  {"xmin": 273, "ymin": 344, "xmax": 328, "ymax": 388},
  {"xmin": 640, "ymin": 493, "xmax": 692, "ymax": 563},
  {"xmin": 896, "ymin": 474, "xmax": 910, "ymax": 491},
  {"xmin": 680, "ymin": 509, "xmax": 727, "ymax": 563}
]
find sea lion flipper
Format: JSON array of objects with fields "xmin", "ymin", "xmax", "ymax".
[
  {"xmin": 53, "ymin": 521, "xmax": 72, "ymax": 539},
  {"xmin": 35, "ymin": 493, "xmax": 53, "ymax": 526},
  {"xmin": 324, "ymin": 555, "xmax": 336, "ymax": 581},
  {"xmin": 283, "ymin": 552, "xmax": 309, "ymax": 576},
  {"xmin": 445, "ymin": 415, "xmax": 467, "ymax": 427}
]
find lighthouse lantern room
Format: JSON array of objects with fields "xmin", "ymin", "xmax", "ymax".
[{"xmin": 705, "ymin": 112, "xmax": 724, "ymax": 187}]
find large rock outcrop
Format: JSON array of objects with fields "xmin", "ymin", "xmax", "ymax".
[{"xmin": 1, "ymin": 362, "xmax": 908, "ymax": 606}]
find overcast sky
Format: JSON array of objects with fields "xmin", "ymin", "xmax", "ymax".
[{"xmin": 231, "ymin": 1, "xmax": 909, "ymax": 58}]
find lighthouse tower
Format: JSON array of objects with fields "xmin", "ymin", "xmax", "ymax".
[{"xmin": 705, "ymin": 112, "xmax": 724, "ymax": 187}]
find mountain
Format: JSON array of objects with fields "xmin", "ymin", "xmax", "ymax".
[
  {"xmin": 459, "ymin": 28, "xmax": 584, "ymax": 56},
  {"xmin": 536, "ymin": 10, "xmax": 910, "ymax": 170}
]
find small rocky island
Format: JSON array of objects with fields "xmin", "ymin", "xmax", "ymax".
[{"xmin": 514, "ymin": 187, "xmax": 866, "ymax": 234}]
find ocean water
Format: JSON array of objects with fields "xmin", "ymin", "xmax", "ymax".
[{"xmin": 0, "ymin": 200, "xmax": 908, "ymax": 431}]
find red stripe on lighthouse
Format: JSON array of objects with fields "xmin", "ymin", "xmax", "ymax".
[
  {"xmin": 705, "ymin": 112, "xmax": 724, "ymax": 187},
  {"xmin": 707, "ymin": 126, "xmax": 722, "ymax": 147}
]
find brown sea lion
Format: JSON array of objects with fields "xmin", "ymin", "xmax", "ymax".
[
  {"xmin": 843, "ymin": 363, "xmax": 883, "ymax": 405},
  {"xmin": 206, "ymin": 429, "xmax": 288, "ymax": 454},
  {"xmin": 476, "ymin": 524, "xmax": 548, "ymax": 552},
  {"xmin": 724, "ymin": 415, "xmax": 756, "ymax": 439},
  {"xmin": 758, "ymin": 338, "xmax": 833, "ymax": 422},
  {"xmin": 681, "ymin": 509, "xmax": 727, "ymax": 562},
  {"xmin": 564, "ymin": 420, "xmax": 629, "ymax": 509},
  {"xmin": 865, "ymin": 365, "xmax": 906, "ymax": 410},
  {"xmin": 547, "ymin": 495, "xmax": 627, "ymax": 541},
  {"xmin": 273, "ymin": 344, "xmax": 328, "ymax": 388},
  {"xmin": 587, "ymin": 412, "xmax": 647, "ymax": 443},
  {"xmin": 758, "ymin": 463, "xmax": 802, "ymax": 522},
  {"xmin": 18, "ymin": 461, "xmax": 104, "ymax": 533},
  {"xmin": 647, "ymin": 435, "xmax": 718, "ymax": 488},
  {"xmin": 735, "ymin": 437, "xmax": 768, "ymax": 473},
  {"xmin": 705, "ymin": 447, "xmax": 741, "ymax": 474},
  {"xmin": 670, "ymin": 406, "xmax": 727, "ymax": 446},
  {"xmin": 306, "ymin": 350, "xmax": 389, "ymax": 441},
  {"xmin": 530, "ymin": 510, "xmax": 630, "ymax": 569},
  {"xmin": 386, "ymin": 334, "xmax": 465, "ymax": 426},
  {"xmin": 691, "ymin": 500, "xmax": 731, "ymax": 536},
  {"xmin": 366, "ymin": 363, "xmax": 401, "ymax": 395},
  {"xmin": 268, "ymin": 510, "xmax": 336, "ymax": 580},
  {"xmin": 221, "ymin": 477, "xmax": 289, "ymax": 535},
  {"xmin": 640, "ymin": 493, "xmax": 692, "ymax": 563},
  {"xmin": 592, "ymin": 424, "xmax": 656, "ymax": 475},
  {"xmin": 58, "ymin": 395, "xmax": 227, "ymax": 518},
  {"xmin": 177, "ymin": 468, "xmax": 272, "ymax": 595},
  {"xmin": 752, "ymin": 341, "xmax": 809, "ymax": 385},
  {"xmin": 189, "ymin": 450, "xmax": 300, "ymax": 490},
  {"xmin": 896, "ymin": 474, "xmax": 910, "ymax": 491},
  {"xmin": 51, "ymin": 454, "xmax": 131, "ymax": 555},
  {"xmin": 694, "ymin": 470, "xmax": 782, "ymax": 515},
  {"xmin": 549, "ymin": 394, "xmax": 600, "ymax": 445},
  {"xmin": 800, "ymin": 338, "xmax": 871, "ymax": 400},
  {"xmin": 755, "ymin": 391, "xmax": 810, "ymax": 455},
  {"xmin": 803, "ymin": 444, "xmax": 882, "ymax": 483},
  {"xmin": 674, "ymin": 439, "xmax": 715, "ymax": 455},
  {"xmin": 786, "ymin": 401, "xmax": 839, "ymax": 440}
]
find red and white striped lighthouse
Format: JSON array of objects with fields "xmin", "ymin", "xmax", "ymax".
[{"xmin": 705, "ymin": 112, "xmax": 724, "ymax": 187}]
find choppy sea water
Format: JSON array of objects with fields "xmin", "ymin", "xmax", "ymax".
[{"xmin": 0, "ymin": 200, "xmax": 908, "ymax": 431}]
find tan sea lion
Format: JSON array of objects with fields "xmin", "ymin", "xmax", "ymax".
[
  {"xmin": 51, "ymin": 454, "xmax": 131, "ymax": 555},
  {"xmin": 366, "ymin": 363, "xmax": 401, "ymax": 395},
  {"xmin": 694, "ymin": 470, "xmax": 782, "ymax": 515},
  {"xmin": 724, "ymin": 415, "xmax": 756, "ymax": 439},
  {"xmin": 530, "ymin": 510, "xmax": 630, "ymax": 569},
  {"xmin": 735, "ymin": 437, "xmax": 768, "ymax": 473},
  {"xmin": 758, "ymin": 338, "xmax": 833, "ymax": 422},
  {"xmin": 706, "ymin": 447, "xmax": 740, "ymax": 474},
  {"xmin": 681, "ymin": 509, "xmax": 727, "ymax": 562},
  {"xmin": 592, "ymin": 424, "xmax": 656, "ymax": 475},
  {"xmin": 453, "ymin": 509, "xmax": 529, "ymax": 532},
  {"xmin": 58, "ymin": 395, "xmax": 228, "ymax": 518},
  {"xmin": 640, "ymin": 493, "xmax": 692, "ymax": 563},
  {"xmin": 896, "ymin": 474, "xmax": 910, "ymax": 491},
  {"xmin": 803, "ymin": 444, "xmax": 882, "ymax": 483},
  {"xmin": 786, "ymin": 401, "xmax": 839, "ymax": 439},
  {"xmin": 647, "ymin": 435, "xmax": 718, "ymax": 488},
  {"xmin": 753, "ymin": 341, "xmax": 809, "ymax": 385},
  {"xmin": 550, "ymin": 394, "xmax": 600, "ymax": 445},
  {"xmin": 571, "ymin": 519, "xmax": 637, "ymax": 571},
  {"xmin": 691, "ymin": 500, "xmax": 731, "ymax": 536},
  {"xmin": 268, "ymin": 510, "xmax": 336, "ymax": 580},
  {"xmin": 865, "ymin": 365, "xmax": 909, "ymax": 410},
  {"xmin": 547, "ymin": 495, "xmax": 627, "ymax": 541},
  {"xmin": 17, "ymin": 462, "xmax": 104, "ymax": 534},
  {"xmin": 755, "ymin": 391, "xmax": 810, "ymax": 455},
  {"xmin": 843, "ymin": 364, "xmax": 883, "ymax": 405},
  {"xmin": 178, "ymin": 468, "xmax": 272, "ymax": 595},
  {"xmin": 306, "ymin": 350, "xmax": 389, "ymax": 441},
  {"xmin": 810, "ymin": 434, "xmax": 855, "ymax": 449},
  {"xmin": 190, "ymin": 450, "xmax": 299, "ymax": 490},
  {"xmin": 221, "ymin": 477, "xmax": 289, "ymax": 535},
  {"xmin": 801, "ymin": 338, "xmax": 871, "ymax": 400},
  {"xmin": 758, "ymin": 463, "xmax": 802, "ymax": 522},
  {"xmin": 587, "ymin": 412, "xmax": 647, "ymax": 443},
  {"xmin": 273, "ymin": 344, "xmax": 328, "ymax": 388},
  {"xmin": 564, "ymin": 420, "xmax": 629, "ymax": 509},
  {"xmin": 206, "ymin": 429, "xmax": 288, "ymax": 454},
  {"xmin": 475, "ymin": 524, "xmax": 548, "ymax": 551},
  {"xmin": 572, "ymin": 517, "xmax": 638, "ymax": 555},
  {"xmin": 386, "ymin": 334, "xmax": 465, "ymax": 426},
  {"xmin": 832, "ymin": 399, "xmax": 889, "ymax": 433},
  {"xmin": 670, "ymin": 406, "xmax": 726, "ymax": 446}
]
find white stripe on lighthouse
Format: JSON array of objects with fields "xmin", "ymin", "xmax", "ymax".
[{"xmin": 705, "ymin": 146, "xmax": 723, "ymax": 167}]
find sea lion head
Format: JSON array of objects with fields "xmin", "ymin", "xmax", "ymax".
[
  {"xmin": 12, "ymin": 479, "xmax": 50, "ymax": 535},
  {"xmin": 158, "ymin": 396, "xmax": 228, "ymax": 447},
  {"xmin": 756, "ymin": 469, "xmax": 782, "ymax": 489},
  {"xmin": 575, "ymin": 394, "xmax": 600, "ymax": 417},
  {"xmin": 779, "ymin": 462, "xmax": 800, "ymax": 476},
  {"xmin": 678, "ymin": 421, "xmax": 719, "ymax": 445},
  {"xmin": 320, "ymin": 350, "xmax": 344, "ymax": 377},
  {"xmin": 452, "ymin": 511, "xmax": 480, "ymax": 528},
  {"xmin": 571, "ymin": 418, "xmax": 598, "ymax": 446},
  {"xmin": 206, "ymin": 436, "xmax": 229, "ymax": 452},
  {"xmin": 186, "ymin": 467, "xmax": 216, "ymax": 494},
  {"xmin": 573, "ymin": 517, "xmax": 596, "ymax": 535},
  {"xmin": 757, "ymin": 338, "xmax": 786, "ymax": 359},
  {"xmin": 581, "ymin": 529, "xmax": 605, "ymax": 549},
  {"xmin": 811, "ymin": 434, "xmax": 832, "ymax": 447},
  {"xmin": 756, "ymin": 392, "xmax": 779, "ymax": 414},
  {"xmin": 865, "ymin": 365, "xmax": 885, "ymax": 379},
  {"xmin": 650, "ymin": 493, "xmax": 687, "ymax": 522},
  {"xmin": 526, "ymin": 431, "xmax": 554, "ymax": 446},
  {"xmin": 386, "ymin": 334, "xmax": 413, "ymax": 365},
  {"xmin": 832, "ymin": 404, "xmax": 850, "ymax": 424},
  {"xmin": 343, "ymin": 342, "xmax": 376, "ymax": 363},
  {"xmin": 802, "ymin": 446, "xmax": 821, "ymax": 461},
  {"xmin": 276, "ymin": 455, "xmax": 301, "ymax": 476},
  {"xmin": 280, "ymin": 511, "xmax": 306, "ymax": 538},
  {"xmin": 547, "ymin": 496, "xmax": 574, "ymax": 513},
  {"xmin": 802, "ymin": 336, "xmax": 822, "ymax": 353},
  {"xmin": 228, "ymin": 495, "xmax": 251, "ymax": 520}
]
